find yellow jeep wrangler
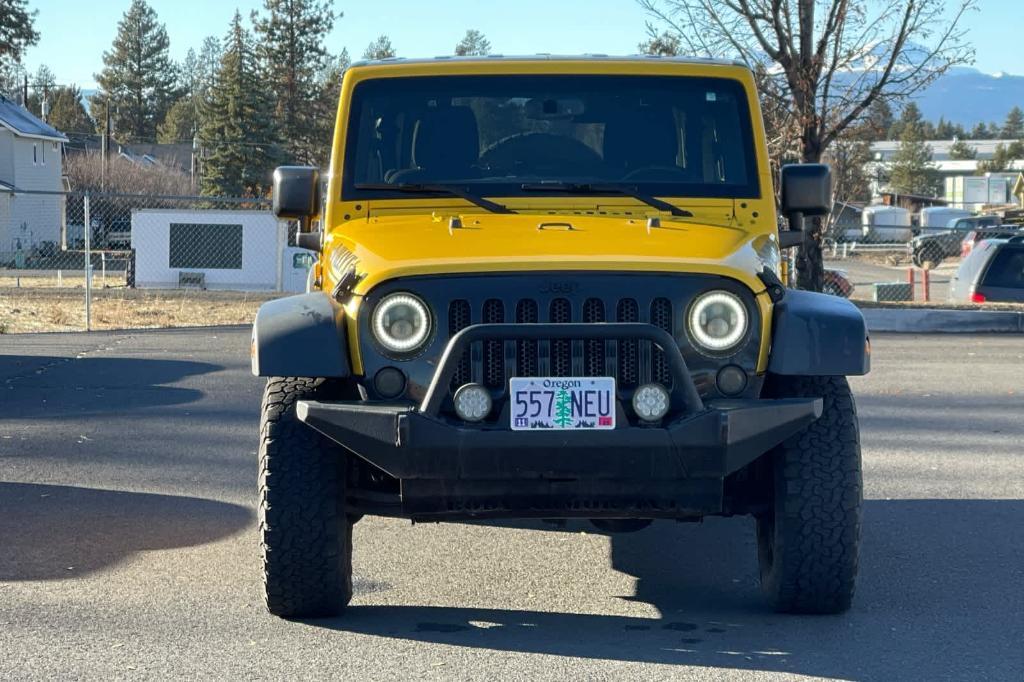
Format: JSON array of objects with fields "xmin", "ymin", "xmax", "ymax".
[{"xmin": 252, "ymin": 56, "xmax": 870, "ymax": 619}]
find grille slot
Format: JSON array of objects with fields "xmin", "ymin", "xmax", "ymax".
[
  {"xmin": 616, "ymin": 299, "xmax": 639, "ymax": 387},
  {"xmin": 449, "ymin": 300, "xmax": 471, "ymax": 390},
  {"xmin": 651, "ymin": 297, "xmax": 673, "ymax": 387},
  {"xmin": 483, "ymin": 299, "xmax": 505, "ymax": 387},
  {"xmin": 516, "ymin": 299, "xmax": 538, "ymax": 377},
  {"xmin": 550, "ymin": 298, "xmax": 572, "ymax": 377},
  {"xmin": 583, "ymin": 298, "xmax": 606, "ymax": 376}
]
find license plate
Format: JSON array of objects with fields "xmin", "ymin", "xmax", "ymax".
[{"xmin": 509, "ymin": 377, "xmax": 616, "ymax": 431}]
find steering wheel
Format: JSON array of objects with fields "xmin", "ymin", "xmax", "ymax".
[{"xmin": 621, "ymin": 165, "xmax": 688, "ymax": 182}]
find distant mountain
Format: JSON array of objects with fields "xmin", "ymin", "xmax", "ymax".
[{"xmin": 910, "ymin": 67, "xmax": 1024, "ymax": 126}]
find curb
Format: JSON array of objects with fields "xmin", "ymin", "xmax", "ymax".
[{"xmin": 861, "ymin": 308, "xmax": 1024, "ymax": 334}]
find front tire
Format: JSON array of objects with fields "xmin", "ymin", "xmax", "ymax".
[
  {"xmin": 756, "ymin": 375, "xmax": 862, "ymax": 614},
  {"xmin": 259, "ymin": 377, "xmax": 354, "ymax": 618}
]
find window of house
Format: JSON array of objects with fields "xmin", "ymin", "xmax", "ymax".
[
  {"xmin": 33, "ymin": 144, "xmax": 37, "ymax": 164},
  {"xmin": 169, "ymin": 223, "xmax": 244, "ymax": 269},
  {"xmin": 41, "ymin": 142, "xmax": 46, "ymax": 165}
]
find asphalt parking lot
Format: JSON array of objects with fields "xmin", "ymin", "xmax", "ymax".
[{"xmin": 2, "ymin": 327, "xmax": 1022, "ymax": 680}]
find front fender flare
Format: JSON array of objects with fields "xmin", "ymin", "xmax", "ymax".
[
  {"xmin": 767, "ymin": 290, "xmax": 870, "ymax": 376},
  {"xmin": 251, "ymin": 292, "xmax": 351, "ymax": 378}
]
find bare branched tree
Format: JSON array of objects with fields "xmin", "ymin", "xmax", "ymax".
[{"xmin": 639, "ymin": 0, "xmax": 976, "ymax": 290}]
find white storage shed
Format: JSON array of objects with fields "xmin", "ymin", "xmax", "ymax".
[{"xmin": 131, "ymin": 209, "xmax": 310, "ymax": 292}]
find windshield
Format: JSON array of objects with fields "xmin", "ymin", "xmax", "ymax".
[{"xmin": 342, "ymin": 74, "xmax": 759, "ymax": 201}]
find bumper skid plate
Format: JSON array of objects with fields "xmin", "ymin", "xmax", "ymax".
[{"xmin": 297, "ymin": 397, "xmax": 822, "ymax": 480}]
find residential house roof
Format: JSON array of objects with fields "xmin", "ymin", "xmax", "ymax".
[{"xmin": 0, "ymin": 95, "xmax": 68, "ymax": 142}]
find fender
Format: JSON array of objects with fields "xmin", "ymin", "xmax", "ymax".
[
  {"xmin": 251, "ymin": 292, "xmax": 351, "ymax": 378},
  {"xmin": 767, "ymin": 290, "xmax": 870, "ymax": 376}
]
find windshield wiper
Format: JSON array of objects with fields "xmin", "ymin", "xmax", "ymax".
[
  {"xmin": 355, "ymin": 182, "xmax": 514, "ymax": 214},
  {"xmin": 520, "ymin": 182, "xmax": 693, "ymax": 218}
]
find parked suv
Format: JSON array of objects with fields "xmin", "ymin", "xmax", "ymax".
[
  {"xmin": 960, "ymin": 225, "xmax": 1024, "ymax": 259},
  {"xmin": 910, "ymin": 214, "xmax": 1001, "ymax": 268},
  {"xmin": 950, "ymin": 237, "xmax": 1024, "ymax": 303},
  {"xmin": 251, "ymin": 56, "xmax": 870, "ymax": 619}
]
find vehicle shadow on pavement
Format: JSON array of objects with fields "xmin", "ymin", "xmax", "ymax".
[
  {"xmin": 1, "ymin": 356, "xmax": 220, "ymax": 419},
  {"xmin": 0, "ymin": 482, "xmax": 252, "ymax": 582},
  {"xmin": 315, "ymin": 499, "xmax": 1023, "ymax": 679}
]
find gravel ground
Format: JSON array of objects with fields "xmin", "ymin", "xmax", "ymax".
[{"xmin": 1, "ymin": 328, "xmax": 1022, "ymax": 680}]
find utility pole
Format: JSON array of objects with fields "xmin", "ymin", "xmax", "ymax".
[{"xmin": 101, "ymin": 103, "xmax": 111, "ymax": 192}]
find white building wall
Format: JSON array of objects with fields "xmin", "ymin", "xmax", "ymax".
[
  {"xmin": 0, "ymin": 132, "xmax": 65, "ymax": 256},
  {"xmin": 132, "ymin": 209, "xmax": 285, "ymax": 290}
]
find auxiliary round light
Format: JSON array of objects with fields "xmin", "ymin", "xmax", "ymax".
[
  {"xmin": 716, "ymin": 364, "xmax": 748, "ymax": 396},
  {"xmin": 632, "ymin": 383, "xmax": 670, "ymax": 422},
  {"xmin": 374, "ymin": 367, "xmax": 407, "ymax": 399},
  {"xmin": 688, "ymin": 290, "xmax": 748, "ymax": 353},
  {"xmin": 453, "ymin": 384, "xmax": 492, "ymax": 422},
  {"xmin": 372, "ymin": 292, "xmax": 431, "ymax": 355}
]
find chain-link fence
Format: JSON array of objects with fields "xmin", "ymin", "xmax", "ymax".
[
  {"xmin": 0, "ymin": 187, "xmax": 308, "ymax": 333},
  {"xmin": 818, "ymin": 206, "xmax": 1024, "ymax": 303}
]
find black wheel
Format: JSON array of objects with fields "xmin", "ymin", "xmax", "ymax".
[
  {"xmin": 756, "ymin": 375, "xmax": 862, "ymax": 614},
  {"xmin": 259, "ymin": 376, "xmax": 355, "ymax": 618}
]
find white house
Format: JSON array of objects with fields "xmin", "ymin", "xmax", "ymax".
[{"xmin": 0, "ymin": 95, "xmax": 68, "ymax": 264}]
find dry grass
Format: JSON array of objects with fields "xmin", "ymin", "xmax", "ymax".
[
  {"xmin": 0, "ymin": 287, "xmax": 284, "ymax": 334},
  {"xmin": 0, "ymin": 273, "xmax": 130, "ymax": 289}
]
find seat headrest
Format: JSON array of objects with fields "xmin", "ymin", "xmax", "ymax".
[
  {"xmin": 603, "ymin": 108, "xmax": 679, "ymax": 171},
  {"xmin": 413, "ymin": 107, "xmax": 480, "ymax": 173}
]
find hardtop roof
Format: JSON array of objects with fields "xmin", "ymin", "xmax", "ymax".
[{"xmin": 349, "ymin": 54, "xmax": 746, "ymax": 69}]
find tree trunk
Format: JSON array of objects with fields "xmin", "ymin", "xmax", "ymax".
[{"xmin": 796, "ymin": 131, "xmax": 827, "ymax": 292}]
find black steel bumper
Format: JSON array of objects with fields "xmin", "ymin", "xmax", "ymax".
[{"xmin": 296, "ymin": 323, "xmax": 821, "ymax": 484}]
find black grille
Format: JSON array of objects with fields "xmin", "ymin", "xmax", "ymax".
[{"xmin": 447, "ymin": 294, "xmax": 674, "ymax": 391}]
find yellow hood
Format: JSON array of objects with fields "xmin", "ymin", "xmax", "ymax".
[{"xmin": 329, "ymin": 211, "xmax": 774, "ymax": 295}]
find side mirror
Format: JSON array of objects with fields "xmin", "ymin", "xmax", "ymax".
[
  {"xmin": 273, "ymin": 166, "xmax": 320, "ymax": 231},
  {"xmin": 780, "ymin": 164, "xmax": 832, "ymax": 233}
]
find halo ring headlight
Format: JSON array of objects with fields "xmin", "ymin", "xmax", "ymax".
[
  {"xmin": 688, "ymin": 290, "xmax": 748, "ymax": 354},
  {"xmin": 371, "ymin": 292, "xmax": 432, "ymax": 355}
]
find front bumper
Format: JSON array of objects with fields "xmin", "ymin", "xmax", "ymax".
[{"xmin": 298, "ymin": 322, "xmax": 821, "ymax": 484}]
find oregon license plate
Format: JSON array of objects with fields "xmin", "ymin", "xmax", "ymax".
[{"xmin": 509, "ymin": 377, "xmax": 616, "ymax": 431}]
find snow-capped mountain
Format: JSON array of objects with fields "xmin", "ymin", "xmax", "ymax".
[{"xmin": 912, "ymin": 67, "xmax": 1024, "ymax": 125}]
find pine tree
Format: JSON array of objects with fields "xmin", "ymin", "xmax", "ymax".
[
  {"xmin": 157, "ymin": 96, "xmax": 196, "ymax": 143},
  {"xmin": 862, "ymin": 98, "xmax": 894, "ymax": 141},
  {"xmin": 454, "ymin": 30, "xmax": 491, "ymax": 57},
  {"xmin": 313, "ymin": 48, "xmax": 349, "ymax": 164},
  {"xmin": 977, "ymin": 141, "xmax": 1024, "ymax": 174},
  {"xmin": 94, "ymin": 0, "xmax": 179, "ymax": 142},
  {"xmin": 971, "ymin": 121, "xmax": 991, "ymax": 139},
  {"xmin": 0, "ymin": 0, "xmax": 39, "ymax": 65},
  {"xmin": 948, "ymin": 138, "xmax": 977, "ymax": 160},
  {"xmin": 889, "ymin": 105, "xmax": 939, "ymax": 197},
  {"xmin": 363, "ymin": 35, "xmax": 396, "ymax": 60},
  {"xmin": 1001, "ymin": 106, "xmax": 1024, "ymax": 140},
  {"xmin": 200, "ymin": 11, "xmax": 280, "ymax": 197},
  {"xmin": 253, "ymin": 0, "xmax": 337, "ymax": 165},
  {"xmin": 553, "ymin": 389, "xmax": 573, "ymax": 428},
  {"xmin": 47, "ymin": 85, "xmax": 94, "ymax": 134}
]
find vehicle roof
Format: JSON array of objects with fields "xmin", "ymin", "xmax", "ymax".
[{"xmin": 350, "ymin": 54, "xmax": 747, "ymax": 69}]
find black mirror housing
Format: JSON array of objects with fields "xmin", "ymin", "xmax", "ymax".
[
  {"xmin": 780, "ymin": 164, "xmax": 832, "ymax": 225},
  {"xmin": 273, "ymin": 166, "xmax": 321, "ymax": 226}
]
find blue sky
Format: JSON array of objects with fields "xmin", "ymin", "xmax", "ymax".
[{"xmin": 21, "ymin": 0, "xmax": 1024, "ymax": 89}]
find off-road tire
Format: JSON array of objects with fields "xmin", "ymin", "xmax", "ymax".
[
  {"xmin": 756, "ymin": 375, "xmax": 862, "ymax": 614},
  {"xmin": 259, "ymin": 376, "xmax": 354, "ymax": 618}
]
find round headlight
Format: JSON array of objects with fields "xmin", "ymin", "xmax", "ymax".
[
  {"xmin": 372, "ymin": 293, "xmax": 432, "ymax": 355},
  {"xmin": 688, "ymin": 290, "xmax": 748, "ymax": 353}
]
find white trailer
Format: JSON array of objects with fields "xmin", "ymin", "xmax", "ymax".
[
  {"xmin": 919, "ymin": 207, "xmax": 972, "ymax": 231},
  {"xmin": 131, "ymin": 209, "xmax": 311, "ymax": 292},
  {"xmin": 861, "ymin": 205, "xmax": 912, "ymax": 243}
]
